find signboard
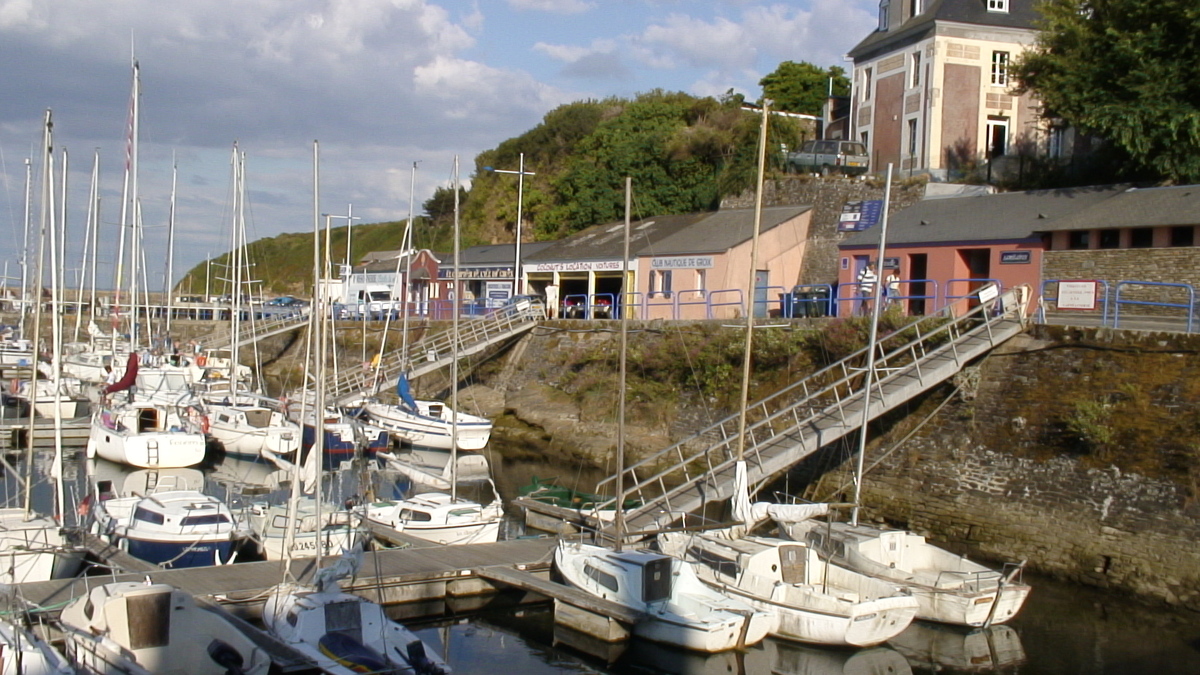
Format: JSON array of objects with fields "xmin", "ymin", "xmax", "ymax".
[
  {"xmin": 882, "ymin": 257, "xmax": 900, "ymax": 270},
  {"xmin": 977, "ymin": 284, "xmax": 999, "ymax": 304},
  {"xmin": 1057, "ymin": 280, "xmax": 1099, "ymax": 310},
  {"xmin": 533, "ymin": 260, "xmax": 623, "ymax": 273},
  {"xmin": 437, "ymin": 266, "xmax": 514, "ymax": 280},
  {"xmin": 651, "ymin": 256, "xmax": 713, "ymax": 270},
  {"xmin": 1000, "ymin": 250, "xmax": 1032, "ymax": 264},
  {"xmin": 837, "ymin": 200, "xmax": 884, "ymax": 232}
]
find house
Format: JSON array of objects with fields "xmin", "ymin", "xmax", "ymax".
[
  {"xmin": 849, "ymin": 0, "xmax": 1044, "ymax": 179},
  {"xmin": 525, "ymin": 206, "xmax": 812, "ymax": 320},
  {"xmin": 434, "ymin": 242, "xmax": 556, "ymax": 306},
  {"xmin": 838, "ymin": 183, "xmax": 1200, "ymax": 317}
]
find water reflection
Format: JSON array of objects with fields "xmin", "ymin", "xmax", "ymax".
[{"xmin": 888, "ymin": 623, "xmax": 1024, "ymax": 672}]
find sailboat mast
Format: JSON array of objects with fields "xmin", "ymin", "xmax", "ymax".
[
  {"xmin": 373, "ymin": 163, "xmax": 417, "ymax": 393},
  {"xmin": 24, "ymin": 110, "xmax": 52, "ymax": 516},
  {"xmin": 75, "ymin": 150, "xmax": 99, "ymax": 342},
  {"xmin": 230, "ymin": 146, "xmax": 244, "ymax": 386},
  {"xmin": 735, "ymin": 100, "xmax": 771, "ymax": 465},
  {"xmin": 451, "ymin": 157, "xmax": 460, "ymax": 503},
  {"xmin": 51, "ymin": 147, "xmax": 65, "ymax": 519},
  {"xmin": 164, "ymin": 154, "xmax": 177, "ymax": 335},
  {"xmin": 19, "ymin": 157, "xmax": 31, "ymax": 336},
  {"xmin": 851, "ymin": 163, "xmax": 894, "ymax": 527},
  {"xmin": 112, "ymin": 60, "xmax": 138, "ymax": 349},
  {"xmin": 614, "ymin": 177, "xmax": 632, "ymax": 552}
]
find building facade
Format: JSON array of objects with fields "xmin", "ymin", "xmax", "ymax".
[{"xmin": 851, "ymin": 0, "xmax": 1043, "ymax": 179}]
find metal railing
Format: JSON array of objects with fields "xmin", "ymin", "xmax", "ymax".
[{"xmin": 594, "ymin": 285, "xmax": 1031, "ymax": 525}]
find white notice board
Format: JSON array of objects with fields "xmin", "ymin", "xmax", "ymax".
[{"xmin": 1057, "ymin": 280, "xmax": 1099, "ymax": 310}]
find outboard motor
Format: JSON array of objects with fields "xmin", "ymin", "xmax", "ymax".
[
  {"xmin": 206, "ymin": 639, "xmax": 247, "ymax": 675},
  {"xmin": 405, "ymin": 640, "xmax": 448, "ymax": 675}
]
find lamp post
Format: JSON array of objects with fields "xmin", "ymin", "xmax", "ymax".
[{"xmin": 484, "ymin": 153, "xmax": 536, "ymax": 295}]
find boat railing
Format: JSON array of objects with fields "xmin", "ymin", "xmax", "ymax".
[
  {"xmin": 595, "ymin": 284, "xmax": 1032, "ymax": 521},
  {"xmin": 933, "ymin": 568, "xmax": 1006, "ymax": 592}
]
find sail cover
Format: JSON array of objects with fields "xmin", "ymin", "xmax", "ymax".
[
  {"xmin": 732, "ymin": 460, "xmax": 829, "ymax": 530},
  {"xmin": 103, "ymin": 352, "xmax": 140, "ymax": 395},
  {"xmin": 395, "ymin": 373, "xmax": 418, "ymax": 411}
]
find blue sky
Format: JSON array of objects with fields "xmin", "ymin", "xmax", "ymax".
[{"xmin": 0, "ymin": 0, "xmax": 877, "ymax": 292}]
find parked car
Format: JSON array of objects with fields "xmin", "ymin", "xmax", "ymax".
[
  {"xmin": 498, "ymin": 294, "xmax": 546, "ymax": 319},
  {"xmin": 786, "ymin": 139, "xmax": 870, "ymax": 176},
  {"xmin": 266, "ymin": 296, "xmax": 309, "ymax": 308}
]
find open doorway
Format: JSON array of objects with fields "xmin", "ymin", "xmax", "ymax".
[
  {"xmin": 958, "ymin": 248, "xmax": 992, "ymax": 308},
  {"xmin": 908, "ymin": 253, "xmax": 928, "ymax": 316}
]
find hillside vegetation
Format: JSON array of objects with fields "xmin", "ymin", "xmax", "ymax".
[{"xmin": 178, "ymin": 90, "xmax": 811, "ymax": 295}]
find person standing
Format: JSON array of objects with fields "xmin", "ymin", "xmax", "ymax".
[
  {"xmin": 545, "ymin": 282, "xmax": 560, "ymax": 319},
  {"xmin": 857, "ymin": 262, "xmax": 878, "ymax": 316},
  {"xmin": 885, "ymin": 270, "xmax": 901, "ymax": 309}
]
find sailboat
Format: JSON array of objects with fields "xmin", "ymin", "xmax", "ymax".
[
  {"xmin": 261, "ymin": 142, "xmax": 450, "ymax": 675},
  {"xmin": 780, "ymin": 165, "xmax": 1031, "ymax": 628},
  {"xmin": 86, "ymin": 353, "xmax": 208, "ymax": 469},
  {"xmin": 205, "ymin": 146, "xmax": 302, "ymax": 462},
  {"xmin": 59, "ymin": 580, "xmax": 273, "ymax": 675},
  {"xmin": 0, "ymin": 616, "xmax": 74, "ymax": 675},
  {"xmin": 363, "ymin": 157, "xmax": 502, "ymax": 546},
  {"xmin": 554, "ymin": 177, "xmax": 771, "ymax": 654}
]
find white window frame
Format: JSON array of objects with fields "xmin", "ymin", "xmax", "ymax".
[
  {"xmin": 991, "ymin": 51, "xmax": 1010, "ymax": 86},
  {"xmin": 879, "ymin": 1, "xmax": 890, "ymax": 30},
  {"xmin": 988, "ymin": 0, "xmax": 1009, "ymax": 12},
  {"xmin": 907, "ymin": 118, "xmax": 919, "ymax": 156},
  {"xmin": 862, "ymin": 67, "xmax": 873, "ymax": 101},
  {"xmin": 910, "ymin": 0, "xmax": 923, "ymax": 17},
  {"xmin": 911, "ymin": 52, "xmax": 922, "ymax": 87}
]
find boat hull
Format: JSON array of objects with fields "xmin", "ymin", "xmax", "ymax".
[
  {"xmin": 87, "ymin": 427, "xmax": 207, "ymax": 468},
  {"xmin": 363, "ymin": 401, "xmax": 491, "ymax": 450}
]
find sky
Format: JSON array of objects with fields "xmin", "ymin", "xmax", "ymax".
[{"xmin": 0, "ymin": 0, "xmax": 877, "ymax": 293}]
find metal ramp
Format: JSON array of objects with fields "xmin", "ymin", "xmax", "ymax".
[
  {"xmin": 198, "ymin": 312, "xmax": 310, "ymax": 349},
  {"xmin": 318, "ymin": 304, "xmax": 547, "ymax": 405},
  {"xmin": 597, "ymin": 286, "xmax": 1033, "ymax": 534}
]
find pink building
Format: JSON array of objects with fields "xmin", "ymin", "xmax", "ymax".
[
  {"xmin": 837, "ymin": 185, "xmax": 1125, "ymax": 316},
  {"xmin": 524, "ymin": 206, "xmax": 813, "ymax": 320}
]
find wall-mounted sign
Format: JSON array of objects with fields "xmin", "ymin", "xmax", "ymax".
[
  {"xmin": 882, "ymin": 257, "xmax": 900, "ymax": 269},
  {"xmin": 533, "ymin": 260, "xmax": 623, "ymax": 273},
  {"xmin": 651, "ymin": 256, "xmax": 713, "ymax": 270},
  {"xmin": 1000, "ymin": 250, "xmax": 1032, "ymax": 264},
  {"xmin": 1057, "ymin": 280, "xmax": 1099, "ymax": 310},
  {"xmin": 838, "ymin": 200, "xmax": 884, "ymax": 232},
  {"xmin": 437, "ymin": 266, "xmax": 514, "ymax": 280}
]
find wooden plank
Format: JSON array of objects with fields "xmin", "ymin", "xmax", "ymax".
[{"xmin": 475, "ymin": 565, "xmax": 643, "ymax": 625}]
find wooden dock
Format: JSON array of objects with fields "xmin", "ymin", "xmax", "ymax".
[{"xmin": 0, "ymin": 419, "xmax": 91, "ymax": 449}]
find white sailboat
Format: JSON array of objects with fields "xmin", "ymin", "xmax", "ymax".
[
  {"xmin": 554, "ymin": 177, "xmax": 771, "ymax": 654},
  {"xmin": 261, "ymin": 142, "xmax": 450, "ymax": 675},
  {"xmin": 86, "ymin": 354, "xmax": 207, "ymax": 469},
  {"xmin": 781, "ymin": 164, "xmax": 1030, "ymax": 628},
  {"xmin": 0, "ymin": 617, "xmax": 73, "ymax": 675},
  {"xmin": 362, "ymin": 158, "xmax": 502, "ymax": 545},
  {"xmin": 205, "ymin": 147, "xmax": 301, "ymax": 462},
  {"xmin": 60, "ymin": 581, "xmax": 273, "ymax": 675}
]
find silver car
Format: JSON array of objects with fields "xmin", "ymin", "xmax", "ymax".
[{"xmin": 786, "ymin": 140, "xmax": 870, "ymax": 176}]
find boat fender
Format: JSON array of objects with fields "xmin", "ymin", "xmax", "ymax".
[
  {"xmin": 8, "ymin": 378, "xmax": 17, "ymax": 395},
  {"xmin": 206, "ymin": 638, "xmax": 248, "ymax": 675}
]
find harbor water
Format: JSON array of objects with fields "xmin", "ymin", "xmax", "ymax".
[{"xmin": 3, "ymin": 443, "xmax": 1199, "ymax": 674}]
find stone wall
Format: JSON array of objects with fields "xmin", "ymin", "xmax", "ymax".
[
  {"xmin": 813, "ymin": 326, "xmax": 1200, "ymax": 609},
  {"xmin": 1044, "ymin": 248, "xmax": 1200, "ymax": 317},
  {"xmin": 721, "ymin": 175, "xmax": 925, "ymax": 286}
]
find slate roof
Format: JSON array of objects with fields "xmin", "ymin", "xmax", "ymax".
[
  {"xmin": 840, "ymin": 184, "xmax": 1128, "ymax": 248},
  {"xmin": 851, "ymin": 0, "xmax": 1040, "ymax": 59},
  {"xmin": 526, "ymin": 206, "xmax": 812, "ymax": 261},
  {"xmin": 456, "ymin": 241, "xmax": 556, "ymax": 265},
  {"xmin": 1046, "ymin": 185, "xmax": 1200, "ymax": 231}
]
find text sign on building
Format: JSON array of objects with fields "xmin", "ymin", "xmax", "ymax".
[
  {"xmin": 838, "ymin": 200, "xmax": 884, "ymax": 232},
  {"xmin": 533, "ymin": 260, "xmax": 623, "ymax": 272},
  {"xmin": 437, "ymin": 266, "xmax": 514, "ymax": 280},
  {"xmin": 1000, "ymin": 250, "xmax": 1032, "ymax": 264},
  {"xmin": 1057, "ymin": 280, "xmax": 1099, "ymax": 310},
  {"xmin": 651, "ymin": 256, "xmax": 714, "ymax": 270}
]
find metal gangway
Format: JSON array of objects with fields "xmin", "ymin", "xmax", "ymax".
[
  {"xmin": 197, "ymin": 311, "xmax": 312, "ymax": 349},
  {"xmin": 316, "ymin": 303, "xmax": 547, "ymax": 406},
  {"xmin": 596, "ymin": 285, "xmax": 1033, "ymax": 535}
]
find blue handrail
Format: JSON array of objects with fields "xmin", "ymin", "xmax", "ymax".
[
  {"xmin": 942, "ymin": 278, "xmax": 1003, "ymax": 310},
  {"xmin": 881, "ymin": 279, "xmax": 938, "ymax": 316},
  {"xmin": 1113, "ymin": 281, "xmax": 1195, "ymax": 333},
  {"xmin": 675, "ymin": 289, "xmax": 707, "ymax": 319},
  {"xmin": 707, "ymin": 289, "xmax": 744, "ymax": 319}
]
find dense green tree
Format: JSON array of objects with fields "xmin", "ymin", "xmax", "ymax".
[
  {"xmin": 1012, "ymin": 0, "xmax": 1200, "ymax": 183},
  {"xmin": 759, "ymin": 62, "xmax": 849, "ymax": 116}
]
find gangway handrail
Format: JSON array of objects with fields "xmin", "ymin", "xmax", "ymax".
[
  {"xmin": 310, "ymin": 302, "xmax": 546, "ymax": 404},
  {"xmin": 1113, "ymin": 281, "xmax": 1195, "ymax": 333},
  {"xmin": 595, "ymin": 284, "xmax": 1030, "ymax": 521}
]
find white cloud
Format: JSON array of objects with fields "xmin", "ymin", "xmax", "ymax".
[{"xmin": 507, "ymin": 0, "xmax": 593, "ymax": 14}]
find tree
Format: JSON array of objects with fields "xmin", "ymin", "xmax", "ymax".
[
  {"xmin": 1012, "ymin": 0, "xmax": 1200, "ymax": 183},
  {"xmin": 759, "ymin": 62, "xmax": 849, "ymax": 116}
]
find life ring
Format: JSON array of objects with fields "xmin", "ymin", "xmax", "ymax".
[{"xmin": 196, "ymin": 355, "xmax": 207, "ymax": 367}]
